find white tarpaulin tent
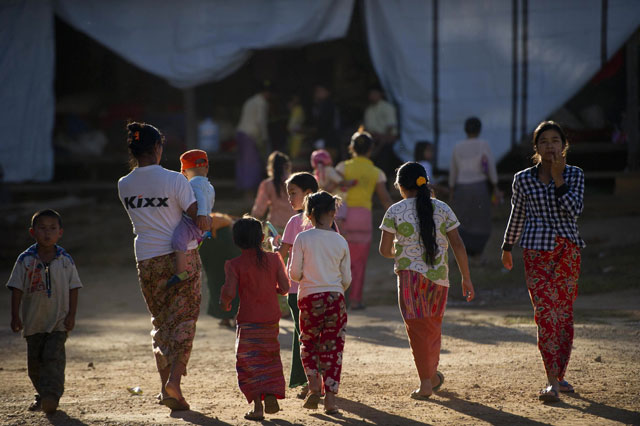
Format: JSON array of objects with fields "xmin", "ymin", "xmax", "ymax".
[{"xmin": 1, "ymin": 0, "xmax": 639, "ymax": 182}]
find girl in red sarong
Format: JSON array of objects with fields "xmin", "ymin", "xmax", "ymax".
[{"xmin": 220, "ymin": 216, "xmax": 290, "ymax": 421}]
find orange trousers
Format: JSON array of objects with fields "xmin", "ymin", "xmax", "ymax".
[{"xmin": 398, "ymin": 270, "xmax": 448, "ymax": 380}]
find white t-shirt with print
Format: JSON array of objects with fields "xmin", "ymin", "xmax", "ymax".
[
  {"xmin": 6, "ymin": 244, "xmax": 83, "ymax": 337},
  {"xmin": 118, "ymin": 165, "xmax": 197, "ymax": 261},
  {"xmin": 379, "ymin": 197, "xmax": 460, "ymax": 287}
]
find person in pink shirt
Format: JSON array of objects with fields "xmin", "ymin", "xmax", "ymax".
[
  {"xmin": 251, "ymin": 151, "xmax": 296, "ymax": 232},
  {"xmin": 220, "ymin": 217, "xmax": 290, "ymax": 421},
  {"xmin": 279, "ymin": 172, "xmax": 319, "ymax": 399}
]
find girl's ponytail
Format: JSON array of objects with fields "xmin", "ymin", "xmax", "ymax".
[
  {"xmin": 267, "ymin": 151, "xmax": 290, "ymax": 198},
  {"xmin": 396, "ymin": 162, "xmax": 437, "ymax": 265}
]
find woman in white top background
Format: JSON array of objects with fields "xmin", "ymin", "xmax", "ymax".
[{"xmin": 448, "ymin": 117, "xmax": 502, "ymax": 261}]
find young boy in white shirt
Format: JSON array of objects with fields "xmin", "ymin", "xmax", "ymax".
[{"xmin": 7, "ymin": 209, "xmax": 82, "ymax": 414}]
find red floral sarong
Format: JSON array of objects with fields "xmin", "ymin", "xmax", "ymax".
[
  {"xmin": 298, "ymin": 292, "xmax": 347, "ymax": 394},
  {"xmin": 523, "ymin": 236, "xmax": 581, "ymax": 381}
]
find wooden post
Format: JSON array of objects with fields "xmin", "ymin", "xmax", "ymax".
[
  {"xmin": 184, "ymin": 87, "xmax": 197, "ymax": 150},
  {"xmin": 627, "ymin": 29, "xmax": 640, "ymax": 171}
]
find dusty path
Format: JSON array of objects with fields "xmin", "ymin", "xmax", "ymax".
[{"xmin": 1, "ymin": 264, "xmax": 638, "ymax": 426}]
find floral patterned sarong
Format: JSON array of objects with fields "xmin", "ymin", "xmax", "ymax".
[
  {"xmin": 137, "ymin": 249, "xmax": 202, "ymax": 372},
  {"xmin": 523, "ymin": 236, "xmax": 581, "ymax": 381}
]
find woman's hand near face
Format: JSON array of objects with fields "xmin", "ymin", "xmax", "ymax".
[{"xmin": 550, "ymin": 152, "xmax": 566, "ymax": 184}]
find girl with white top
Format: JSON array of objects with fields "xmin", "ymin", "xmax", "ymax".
[
  {"xmin": 379, "ymin": 162, "xmax": 474, "ymax": 400},
  {"xmin": 288, "ymin": 191, "xmax": 351, "ymax": 415}
]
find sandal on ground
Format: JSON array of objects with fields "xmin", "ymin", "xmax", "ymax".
[
  {"xmin": 28, "ymin": 395, "xmax": 41, "ymax": 411},
  {"xmin": 538, "ymin": 386, "xmax": 560, "ymax": 403},
  {"xmin": 432, "ymin": 371, "xmax": 445, "ymax": 392},
  {"xmin": 296, "ymin": 384, "xmax": 309, "ymax": 400},
  {"xmin": 324, "ymin": 407, "xmax": 340, "ymax": 415},
  {"xmin": 558, "ymin": 380, "xmax": 575, "ymax": 393},
  {"xmin": 410, "ymin": 390, "xmax": 431, "ymax": 401},
  {"xmin": 244, "ymin": 411, "xmax": 264, "ymax": 421},
  {"xmin": 303, "ymin": 392, "xmax": 321, "ymax": 410},
  {"xmin": 264, "ymin": 394, "xmax": 280, "ymax": 414},
  {"xmin": 160, "ymin": 396, "xmax": 190, "ymax": 411}
]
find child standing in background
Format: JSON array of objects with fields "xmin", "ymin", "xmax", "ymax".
[
  {"xmin": 289, "ymin": 191, "xmax": 351, "ymax": 415},
  {"xmin": 166, "ymin": 149, "xmax": 215, "ymax": 288},
  {"xmin": 379, "ymin": 162, "xmax": 474, "ymax": 400},
  {"xmin": 279, "ymin": 172, "xmax": 319, "ymax": 398},
  {"xmin": 7, "ymin": 209, "xmax": 82, "ymax": 415},
  {"xmin": 220, "ymin": 217, "xmax": 290, "ymax": 421}
]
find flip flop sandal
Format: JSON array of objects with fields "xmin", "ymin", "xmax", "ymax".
[
  {"xmin": 538, "ymin": 386, "xmax": 560, "ymax": 403},
  {"xmin": 558, "ymin": 380, "xmax": 575, "ymax": 393},
  {"xmin": 264, "ymin": 394, "xmax": 280, "ymax": 414},
  {"xmin": 410, "ymin": 390, "xmax": 431, "ymax": 401},
  {"xmin": 303, "ymin": 392, "xmax": 321, "ymax": 410},
  {"xmin": 160, "ymin": 397, "xmax": 190, "ymax": 411},
  {"xmin": 432, "ymin": 371, "xmax": 445, "ymax": 392},
  {"xmin": 244, "ymin": 411, "xmax": 265, "ymax": 421},
  {"xmin": 324, "ymin": 407, "xmax": 340, "ymax": 415}
]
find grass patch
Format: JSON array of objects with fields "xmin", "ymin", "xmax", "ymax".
[{"xmin": 503, "ymin": 315, "xmax": 534, "ymax": 325}]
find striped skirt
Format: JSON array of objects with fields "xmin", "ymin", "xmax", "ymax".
[{"xmin": 236, "ymin": 322, "xmax": 286, "ymax": 403}]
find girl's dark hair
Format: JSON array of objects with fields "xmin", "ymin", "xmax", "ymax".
[
  {"xmin": 304, "ymin": 191, "xmax": 340, "ymax": 227},
  {"xmin": 413, "ymin": 141, "xmax": 432, "ymax": 162},
  {"xmin": 267, "ymin": 151, "xmax": 290, "ymax": 198},
  {"xmin": 286, "ymin": 172, "xmax": 319, "ymax": 193},
  {"xmin": 126, "ymin": 122, "xmax": 164, "ymax": 170},
  {"xmin": 464, "ymin": 117, "xmax": 482, "ymax": 135},
  {"xmin": 232, "ymin": 216, "xmax": 266, "ymax": 268},
  {"xmin": 531, "ymin": 120, "xmax": 569, "ymax": 164},
  {"xmin": 349, "ymin": 126, "xmax": 374, "ymax": 156},
  {"xmin": 395, "ymin": 162, "xmax": 437, "ymax": 265}
]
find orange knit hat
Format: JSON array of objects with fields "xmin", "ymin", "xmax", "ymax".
[{"xmin": 180, "ymin": 149, "xmax": 208, "ymax": 171}]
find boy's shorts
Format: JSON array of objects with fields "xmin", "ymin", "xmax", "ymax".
[{"xmin": 172, "ymin": 216, "xmax": 202, "ymax": 252}]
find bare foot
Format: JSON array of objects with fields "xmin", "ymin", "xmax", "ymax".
[
  {"xmin": 164, "ymin": 380, "xmax": 183, "ymax": 401},
  {"xmin": 324, "ymin": 391, "xmax": 338, "ymax": 413},
  {"xmin": 244, "ymin": 399, "xmax": 264, "ymax": 420}
]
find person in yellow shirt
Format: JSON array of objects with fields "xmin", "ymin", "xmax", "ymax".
[{"xmin": 335, "ymin": 128, "xmax": 393, "ymax": 309}]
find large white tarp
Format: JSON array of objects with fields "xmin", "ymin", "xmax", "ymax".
[
  {"xmin": 55, "ymin": 0, "xmax": 355, "ymax": 88},
  {"xmin": 0, "ymin": 0, "xmax": 55, "ymax": 183},
  {"xmin": 365, "ymin": 0, "xmax": 640, "ymax": 168},
  {"xmin": 1, "ymin": 0, "xmax": 639, "ymax": 182},
  {"xmin": 0, "ymin": 0, "xmax": 354, "ymax": 183}
]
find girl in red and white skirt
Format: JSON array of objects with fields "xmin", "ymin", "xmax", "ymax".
[
  {"xmin": 501, "ymin": 121, "xmax": 585, "ymax": 403},
  {"xmin": 288, "ymin": 191, "xmax": 351, "ymax": 415}
]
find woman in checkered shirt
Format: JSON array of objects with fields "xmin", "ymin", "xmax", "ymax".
[{"xmin": 501, "ymin": 121, "xmax": 585, "ymax": 403}]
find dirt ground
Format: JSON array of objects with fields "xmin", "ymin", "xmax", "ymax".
[{"xmin": 1, "ymin": 195, "xmax": 639, "ymax": 425}]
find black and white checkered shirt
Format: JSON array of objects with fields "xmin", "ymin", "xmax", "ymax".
[{"xmin": 502, "ymin": 164, "xmax": 585, "ymax": 252}]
